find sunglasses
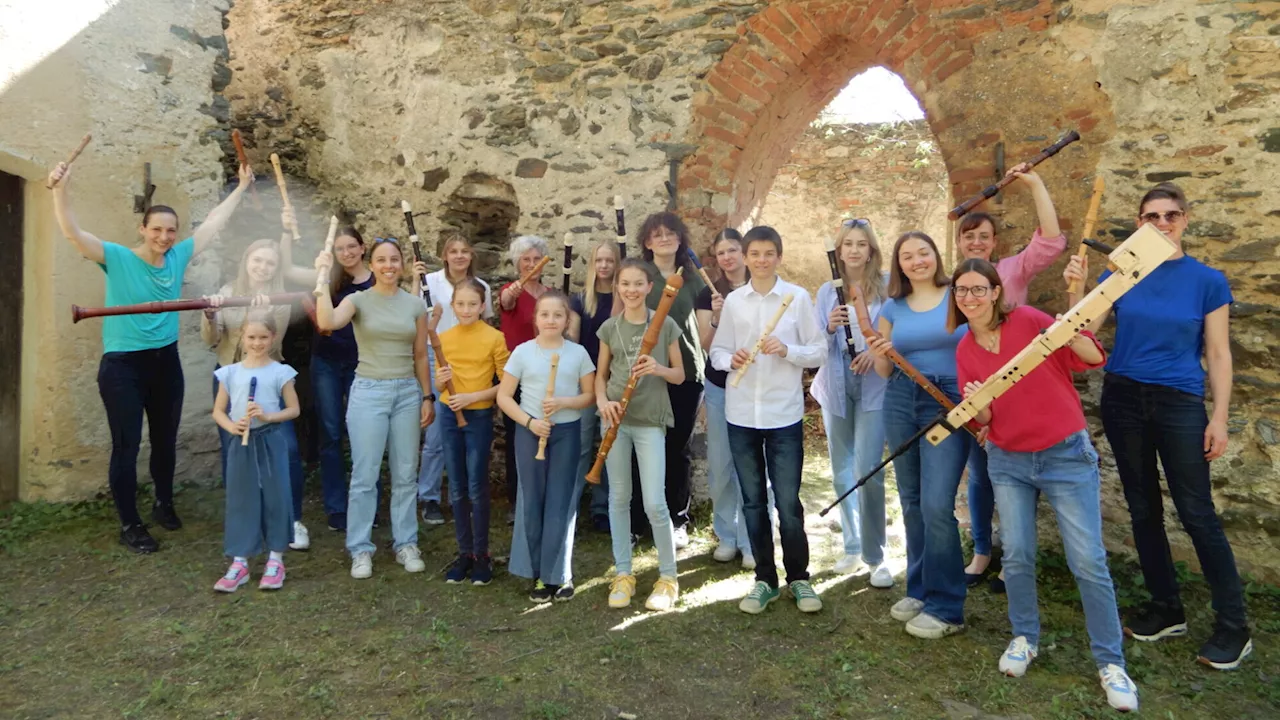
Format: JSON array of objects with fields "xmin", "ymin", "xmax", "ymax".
[
  {"xmin": 1140, "ymin": 210, "xmax": 1185, "ymax": 224},
  {"xmin": 373, "ymin": 236, "xmax": 400, "ymax": 245},
  {"xmin": 842, "ymin": 218, "xmax": 870, "ymax": 228}
]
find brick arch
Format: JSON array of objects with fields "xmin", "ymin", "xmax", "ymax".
[{"xmin": 678, "ymin": 0, "xmax": 1082, "ymax": 236}]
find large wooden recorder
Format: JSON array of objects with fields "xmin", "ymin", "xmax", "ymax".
[
  {"xmin": 585, "ymin": 268, "xmax": 683, "ymax": 484},
  {"xmin": 948, "ymin": 130, "xmax": 1080, "ymax": 220},
  {"xmin": 429, "ymin": 330, "xmax": 467, "ymax": 428}
]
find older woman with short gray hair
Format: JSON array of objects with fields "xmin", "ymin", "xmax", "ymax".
[{"xmin": 498, "ymin": 235, "xmax": 551, "ymax": 514}]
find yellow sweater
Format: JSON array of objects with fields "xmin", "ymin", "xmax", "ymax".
[{"xmin": 437, "ymin": 321, "xmax": 509, "ymax": 410}]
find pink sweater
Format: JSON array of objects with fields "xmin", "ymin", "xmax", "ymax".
[{"xmin": 994, "ymin": 229, "xmax": 1067, "ymax": 308}]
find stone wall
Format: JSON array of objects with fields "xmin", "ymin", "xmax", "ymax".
[{"xmin": 0, "ymin": 0, "xmax": 236, "ymax": 500}]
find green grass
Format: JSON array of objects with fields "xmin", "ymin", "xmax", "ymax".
[{"xmin": 1, "ymin": 434, "xmax": 1276, "ymax": 719}]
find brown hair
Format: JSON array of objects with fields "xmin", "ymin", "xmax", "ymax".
[
  {"xmin": 439, "ymin": 231, "xmax": 477, "ymax": 285},
  {"xmin": 638, "ymin": 212, "xmax": 694, "ymax": 274},
  {"xmin": 710, "ymin": 229, "xmax": 747, "ymax": 296},
  {"xmin": 957, "ymin": 212, "xmax": 997, "ymax": 238},
  {"xmin": 946, "ymin": 258, "xmax": 1009, "ymax": 333},
  {"xmin": 887, "ymin": 231, "xmax": 949, "ymax": 299},
  {"xmin": 452, "ymin": 277, "xmax": 487, "ymax": 304},
  {"xmin": 1139, "ymin": 182, "xmax": 1188, "ymax": 213},
  {"xmin": 328, "ymin": 227, "xmax": 366, "ymax": 298},
  {"xmin": 616, "ymin": 257, "xmax": 654, "ymax": 285},
  {"xmin": 534, "ymin": 288, "xmax": 572, "ymax": 317}
]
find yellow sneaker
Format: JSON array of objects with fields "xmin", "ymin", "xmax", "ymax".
[
  {"xmin": 608, "ymin": 574, "xmax": 636, "ymax": 608},
  {"xmin": 645, "ymin": 576, "xmax": 680, "ymax": 611}
]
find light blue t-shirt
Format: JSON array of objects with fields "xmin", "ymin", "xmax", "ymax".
[
  {"xmin": 213, "ymin": 361, "xmax": 298, "ymax": 429},
  {"xmin": 880, "ymin": 289, "xmax": 966, "ymax": 378},
  {"xmin": 97, "ymin": 238, "xmax": 196, "ymax": 353},
  {"xmin": 504, "ymin": 339, "xmax": 595, "ymax": 423}
]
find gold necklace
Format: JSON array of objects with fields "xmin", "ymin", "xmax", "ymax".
[{"xmin": 977, "ymin": 328, "xmax": 1000, "ymax": 352}]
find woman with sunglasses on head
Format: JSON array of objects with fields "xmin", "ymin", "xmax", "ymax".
[
  {"xmin": 810, "ymin": 218, "xmax": 892, "ymax": 587},
  {"xmin": 954, "ymin": 162, "xmax": 1067, "ymax": 589},
  {"xmin": 1064, "ymin": 182, "xmax": 1250, "ymax": 672}
]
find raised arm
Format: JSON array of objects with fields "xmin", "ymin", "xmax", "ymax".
[
  {"xmin": 47, "ymin": 164, "xmax": 105, "ymax": 264},
  {"xmin": 192, "ymin": 163, "xmax": 254, "ymax": 256},
  {"xmin": 1063, "ymin": 254, "xmax": 1109, "ymax": 335},
  {"xmin": 279, "ymin": 207, "xmax": 316, "ymax": 286}
]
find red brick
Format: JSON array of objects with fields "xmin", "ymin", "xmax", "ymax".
[
  {"xmin": 869, "ymin": 7, "xmax": 916, "ymax": 53},
  {"xmin": 932, "ymin": 112, "xmax": 967, "ymax": 134},
  {"xmin": 949, "ymin": 166, "xmax": 995, "ymax": 183},
  {"xmin": 728, "ymin": 73, "xmax": 772, "ymax": 105},
  {"xmin": 1174, "ymin": 144, "xmax": 1228, "ymax": 157},
  {"xmin": 761, "ymin": 25, "xmax": 808, "ymax": 66},
  {"xmin": 860, "ymin": 0, "xmax": 890, "ymax": 29},
  {"xmin": 716, "ymin": 101, "xmax": 757, "ymax": 127},
  {"xmin": 880, "ymin": 38, "xmax": 906, "ymax": 65},
  {"xmin": 920, "ymin": 34, "xmax": 947, "ymax": 58},
  {"xmin": 706, "ymin": 72, "xmax": 740, "ymax": 102},
  {"xmin": 746, "ymin": 50, "xmax": 790, "ymax": 84},
  {"xmin": 695, "ymin": 105, "xmax": 723, "ymax": 122},
  {"xmin": 970, "ymin": 132, "xmax": 1001, "ymax": 148},
  {"xmin": 956, "ymin": 17, "xmax": 1000, "ymax": 39},
  {"xmin": 1078, "ymin": 116, "xmax": 1099, "ymax": 133},
  {"xmin": 1065, "ymin": 108, "xmax": 1092, "ymax": 120},
  {"xmin": 1028, "ymin": 17, "xmax": 1048, "ymax": 32},
  {"xmin": 934, "ymin": 52, "xmax": 974, "ymax": 83},
  {"xmin": 876, "ymin": 0, "xmax": 900, "ymax": 22},
  {"xmin": 924, "ymin": 44, "xmax": 953, "ymax": 75},
  {"xmin": 784, "ymin": 5, "xmax": 827, "ymax": 49},
  {"xmin": 763, "ymin": 5, "xmax": 797, "ymax": 35},
  {"xmin": 892, "ymin": 26, "xmax": 936, "ymax": 66}
]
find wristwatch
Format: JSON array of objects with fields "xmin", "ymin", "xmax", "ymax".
[{"xmin": 423, "ymin": 394, "xmax": 435, "ymax": 403}]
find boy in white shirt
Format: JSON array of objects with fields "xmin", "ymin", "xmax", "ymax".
[{"xmin": 709, "ymin": 226, "xmax": 828, "ymax": 614}]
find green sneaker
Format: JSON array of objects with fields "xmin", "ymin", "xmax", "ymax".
[
  {"xmin": 790, "ymin": 580, "xmax": 822, "ymax": 613},
  {"xmin": 739, "ymin": 581, "xmax": 780, "ymax": 614}
]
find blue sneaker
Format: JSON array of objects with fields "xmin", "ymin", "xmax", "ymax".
[
  {"xmin": 445, "ymin": 553, "xmax": 473, "ymax": 584},
  {"xmin": 471, "ymin": 555, "xmax": 493, "ymax": 586}
]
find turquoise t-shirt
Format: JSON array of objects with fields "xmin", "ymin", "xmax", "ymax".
[
  {"xmin": 503, "ymin": 339, "xmax": 595, "ymax": 423},
  {"xmin": 97, "ymin": 238, "xmax": 196, "ymax": 353}
]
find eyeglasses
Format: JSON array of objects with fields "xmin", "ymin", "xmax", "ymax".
[
  {"xmin": 953, "ymin": 285, "xmax": 991, "ymax": 298},
  {"xmin": 1140, "ymin": 210, "xmax": 1185, "ymax": 224},
  {"xmin": 842, "ymin": 218, "xmax": 870, "ymax": 228}
]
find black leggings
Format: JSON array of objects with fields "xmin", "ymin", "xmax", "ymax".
[{"xmin": 97, "ymin": 343, "xmax": 185, "ymax": 527}]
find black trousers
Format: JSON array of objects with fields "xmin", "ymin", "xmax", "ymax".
[{"xmin": 97, "ymin": 342, "xmax": 185, "ymax": 527}]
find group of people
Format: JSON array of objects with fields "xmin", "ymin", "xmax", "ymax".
[{"xmin": 50, "ymin": 151, "xmax": 1253, "ymax": 712}]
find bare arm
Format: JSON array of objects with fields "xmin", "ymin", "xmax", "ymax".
[
  {"xmin": 279, "ymin": 222, "xmax": 316, "ymax": 286},
  {"xmin": 316, "ymin": 293, "xmax": 357, "ymax": 331},
  {"xmin": 1204, "ymin": 305, "xmax": 1232, "ymax": 459},
  {"xmin": 1063, "ymin": 255, "xmax": 1109, "ymax": 335},
  {"xmin": 192, "ymin": 164, "xmax": 254, "ymax": 256},
  {"xmin": 568, "ymin": 311, "xmax": 582, "ymax": 342},
  {"xmin": 496, "ymin": 372, "xmax": 529, "ymax": 425},
  {"xmin": 211, "ymin": 384, "xmax": 240, "ymax": 435},
  {"xmin": 47, "ymin": 165, "xmax": 105, "ymax": 264},
  {"xmin": 870, "ymin": 317, "xmax": 894, "ymax": 378},
  {"xmin": 663, "ymin": 339, "xmax": 685, "ymax": 385}
]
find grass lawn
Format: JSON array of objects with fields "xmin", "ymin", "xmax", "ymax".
[{"xmin": 2, "ymin": 433, "xmax": 1277, "ymax": 719}]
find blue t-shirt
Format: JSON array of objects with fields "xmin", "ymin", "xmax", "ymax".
[
  {"xmin": 1100, "ymin": 255, "xmax": 1231, "ymax": 397},
  {"xmin": 503, "ymin": 339, "xmax": 595, "ymax": 423},
  {"xmin": 880, "ymin": 289, "xmax": 966, "ymax": 378},
  {"xmin": 97, "ymin": 238, "xmax": 195, "ymax": 353},
  {"xmin": 213, "ymin": 361, "xmax": 298, "ymax": 429},
  {"xmin": 313, "ymin": 275, "xmax": 375, "ymax": 362}
]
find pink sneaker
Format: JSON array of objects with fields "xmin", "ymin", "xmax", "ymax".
[
  {"xmin": 214, "ymin": 561, "xmax": 250, "ymax": 593},
  {"xmin": 259, "ymin": 559, "xmax": 286, "ymax": 590}
]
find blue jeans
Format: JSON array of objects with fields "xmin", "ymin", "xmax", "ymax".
[
  {"xmin": 989, "ymin": 430, "xmax": 1125, "ymax": 668},
  {"xmin": 223, "ymin": 423, "xmax": 292, "ymax": 558},
  {"xmin": 821, "ymin": 367, "xmax": 888, "ymax": 565},
  {"xmin": 311, "ymin": 353, "xmax": 359, "ymax": 517},
  {"xmin": 706, "ymin": 382, "xmax": 747, "ymax": 553},
  {"xmin": 1101, "ymin": 374, "xmax": 1247, "ymax": 631},
  {"xmin": 417, "ymin": 344, "xmax": 446, "ymax": 503},
  {"xmin": 606, "ymin": 424, "xmax": 678, "ymax": 578},
  {"xmin": 571, "ymin": 408, "xmax": 609, "ymax": 519},
  {"xmin": 440, "ymin": 404, "xmax": 494, "ymax": 556},
  {"xmin": 212, "ymin": 367, "xmax": 304, "ymax": 522},
  {"xmin": 729, "ymin": 420, "xmax": 809, "ymax": 588},
  {"xmin": 966, "ymin": 442, "xmax": 994, "ymax": 557},
  {"xmin": 512, "ymin": 421, "xmax": 581, "ymax": 582},
  {"xmin": 344, "ymin": 376, "xmax": 421, "ymax": 556},
  {"xmin": 884, "ymin": 371, "xmax": 970, "ymax": 625}
]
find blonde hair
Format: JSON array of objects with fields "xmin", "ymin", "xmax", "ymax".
[
  {"xmin": 835, "ymin": 222, "xmax": 886, "ymax": 305},
  {"xmin": 439, "ymin": 232, "xmax": 477, "ymax": 286},
  {"xmin": 582, "ymin": 240, "xmax": 619, "ymax": 316},
  {"xmin": 233, "ymin": 239, "xmax": 285, "ymax": 296}
]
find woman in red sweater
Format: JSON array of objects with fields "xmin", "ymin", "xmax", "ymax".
[{"xmin": 948, "ymin": 258, "xmax": 1137, "ymax": 712}]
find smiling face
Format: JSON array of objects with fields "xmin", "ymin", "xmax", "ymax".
[
  {"xmin": 451, "ymin": 284, "xmax": 484, "ymax": 325},
  {"xmin": 517, "ymin": 248, "xmax": 545, "ymax": 279},
  {"xmin": 897, "ymin": 237, "xmax": 938, "ymax": 284},
  {"xmin": 644, "ymin": 225, "xmax": 681, "ymax": 261},
  {"xmin": 334, "ymin": 234, "xmax": 365, "ymax": 270},
  {"xmin": 139, "ymin": 211, "xmax": 179, "ymax": 256},
  {"xmin": 245, "ymin": 246, "xmax": 280, "ymax": 286},
  {"xmin": 714, "ymin": 237, "xmax": 743, "ymax": 276},
  {"xmin": 958, "ymin": 219, "xmax": 997, "ymax": 262},
  {"xmin": 534, "ymin": 295, "xmax": 569, "ymax": 337},
  {"xmin": 593, "ymin": 244, "xmax": 618, "ymax": 283},
  {"xmin": 444, "ymin": 239, "xmax": 473, "ymax": 276},
  {"xmin": 370, "ymin": 241, "xmax": 404, "ymax": 287},
  {"xmin": 616, "ymin": 265, "xmax": 652, "ymax": 310},
  {"xmin": 839, "ymin": 228, "xmax": 874, "ymax": 275},
  {"xmin": 1138, "ymin": 197, "xmax": 1188, "ymax": 246},
  {"xmin": 240, "ymin": 320, "xmax": 275, "ymax": 359},
  {"xmin": 744, "ymin": 239, "xmax": 781, "ymax": 279},
  {"xmin": 953, "ymin": 270, "xmax": 999, "ymax": 324}
]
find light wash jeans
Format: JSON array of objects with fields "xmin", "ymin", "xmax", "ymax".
[
  {"xmin": 705, "ymin": 382, "xmax": 749, "ymax": 554},
  {"xmin": 988, "ymin": 430, "xmax": 1125, "ymax": 668},
  {"xmin": 417, "ymin": 344, "xmax": 445, "ymax": 503},
  {"xmin": 821, "ymin": 366, "xmax": 888, "ymax": 565},
  {"xmin": 345, "ymin": 376, "xmax": 421, "ymax": 556},
  {"xmin": 606, "ymin": 424, "xmax": 677, "ymax": 578}
]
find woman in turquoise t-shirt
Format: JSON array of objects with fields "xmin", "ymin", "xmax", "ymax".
[{"xmin": 49, "ymin": 160, "xmax": 254, "ymax": 555}]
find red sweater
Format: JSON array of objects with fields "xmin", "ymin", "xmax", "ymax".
[
  {"xmin": 956, "ymin": 306, "xmax": 1105, "ymax": 453},
  {"xmin": 499, "ymin": 282, "xmax": 539, "ymax": 351}
]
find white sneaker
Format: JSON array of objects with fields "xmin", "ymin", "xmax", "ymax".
[
  {"xmin": 289, "ymin": 521, "xmax": 310, "ymax": 551},
  {"xmin": 1099, "ymin": 664, "xmax": 1139, "ymax": 712},
  {"xmin": 672, "ymin": 526, "xmax": 689, "ymax": 549},
  {"xmin": 890, "ymin": 596, "xmax": 924, "ymax": 622},
  {"xmin": 396, "ymin": 545, "xmax": 426, "ymax": 573},
  {"xmin": 905, "ymin": 612, "xmax": 964, "ymax": 639},
  {"xmin": 742, "ymin": 554, "xmax": 756, "ymax": 571},
  {"xmin": 998, "ymin": 636, "xmax": 1038, "ymax": 677},
  {"xmin": 832, "ymin": 554, "xmax": 866, "ymax": 575},
  {"xmin": 713, "ymin": 542, "xmax": 737, "ymax": 563},
  {"xmin": 869, "ymin": 563, "xmax": 894, "ymax": 588},
  {"xmin": 351, "ymin": 552, "xmax": 373, "ymax": 579}
]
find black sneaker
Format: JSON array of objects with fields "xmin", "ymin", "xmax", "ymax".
[
  {"xmin": 328, "ymin": 512, "xmax": 347, "ymax": 532},
  {"xmin": 1197, "ymin": 626, "xmax": 1253, "ymax": 670},
  {"xmin": 591, "ymin": 514, "xmax": 610, "ymax": 534},
  {"xmin": 445, "ymin": 554, "xmax": 473, "ymax": 584},
  {"xmin": 471, "ymin": 554, "xmax": 493, "ymax": 585},
  {"xmin": 421, "ymin": 500, "xmax": 446, "ymax": 526},
  {"xmin": 150, "ymin": 502, "xmax": 182, "ymax": 531},
  {"xmin": 554, "ymin": 584, "xmax": 575, "ymax": 602},
  {"xmin": 529, "ymin": 581, "xmax": 557, "ymax": 603},
  {"xmin": 120, "ymin": 524, "xmax": 159, "ymax": 554},
  {"xmin": 1124, "ymin": 601, "xmax": 1188, "ymax": 641}
]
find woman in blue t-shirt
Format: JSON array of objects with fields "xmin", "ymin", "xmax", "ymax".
[
  {"xmin": 49, "ymin": 160, "xmax": 255, "ymax": 554},
  {"xmin": 866, "ymin": 231, "xmax": 971, "ymax": 640},
  {"xmin": 1065, "ymin": 182, "xmax": 1250, "ymax": 672}
]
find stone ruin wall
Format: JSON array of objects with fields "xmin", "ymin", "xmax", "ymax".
[{"xmin": 3, "ymin": 0, "xmax": 1276, "ymax": 579}]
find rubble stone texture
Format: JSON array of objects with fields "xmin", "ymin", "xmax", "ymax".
[{"xmin": 3, "ymin": 0, "xmax": 1277, "ymax": 579}]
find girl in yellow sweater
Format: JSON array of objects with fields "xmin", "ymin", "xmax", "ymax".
[{"xmin": 434, "ymin": 279, "xmax": 511, "ymax": 585}]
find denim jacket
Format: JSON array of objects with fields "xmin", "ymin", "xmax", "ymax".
[{"xmin": 809, "ymin": 277, "xmax": 888, "ymax": 417}]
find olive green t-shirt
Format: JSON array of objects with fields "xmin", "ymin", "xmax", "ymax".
[
  {"xmin": 597, "ymin": 312, "xmax": 682, "ymax": 428},
  {"xmin": 348, "ymin": 288, "xmax": 426, "ymax": 379},
  {"xmin": 645, "ymin": 261, "xmax": 707, "ymax": 385}
]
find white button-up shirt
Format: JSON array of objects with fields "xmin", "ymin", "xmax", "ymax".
[{"xmin": 709, "ymin": 276, "xmax": 827, "ymax": 429}]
